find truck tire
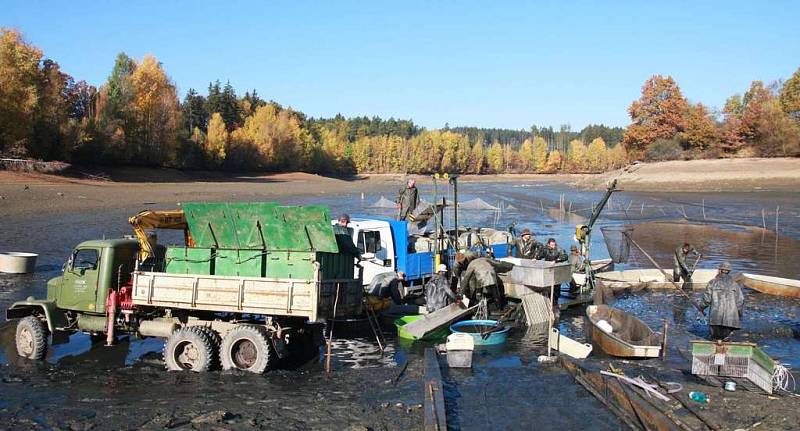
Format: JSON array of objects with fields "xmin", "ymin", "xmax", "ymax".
[
  {"xmin": 190, "ymin": 326, "xmax": 221, "ymax": 369},
  {"xmin": 15, "ymin": 316, "xmax": 48, "ymax": 360},
  {"xmin": 220, "ymin": 325, "xmax": 273, "ymax": 373},
  {"xmin": 164, "ymin": 327, "xmax": 215, "ymax": 372}
]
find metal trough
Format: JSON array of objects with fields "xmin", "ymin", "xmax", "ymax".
[{"xmin": 0, "ymin": 252, "xmax": 38, "ymax": 274}]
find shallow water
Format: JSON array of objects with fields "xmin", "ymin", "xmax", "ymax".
[{"xmin": 1, "ymin": 180, "xmax": 798, "ymax": 428}]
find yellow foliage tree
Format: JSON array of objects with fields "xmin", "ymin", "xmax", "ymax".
[
  {"xmin": 532, "ymin": 136, "xmax": 548, "ymax": 172},
  {"xmin": 544, "ymin": 150, "xmax": 563, "ymax": 172},
  {"xmin": 229, "ymin": 104, "xmax": 306, "ymax": 170},
  {"xmin": 469, "ymin": 141, "xmax": 485, "ymax": 174},
  {"xmin": 586, "ymin": 137, "xmax": 608, "ymax": 171},
  {"xmin": 205, "ymin": 112, "xmax": 227, "ymax": 165},
  {"xmin": 518, "ymin": 138, "xmax": 534, "ymax": 172},
  {"xmin": 0, "ymin": 29, "xmax": 42, "ymax": 154},
  {"xmin": 486, "ymin": 142, "xmax": 504, "ymax": 173},
  {"xmin": 567, "ymin": 139, "xmax": 588, "ymax": 172},
  {"xmin": 130, "ymin": 54, "xmax": 181, "ymax": 163},
  {"xmin": 606, "ymin": 144, "xmax": 628, "ymax": 169}
]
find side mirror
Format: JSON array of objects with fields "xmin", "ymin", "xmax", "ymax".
[
  {"xmin": 383, "ymin": 259, "xmax": 392, "ymax": 267},
  {"xmin": 362, "ymin": 252, "xmax": 376, "ymax": 260}
]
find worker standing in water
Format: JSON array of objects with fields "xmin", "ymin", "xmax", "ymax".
[
  {"xmin": 425, "ymin": 264, "xmax": 455, "ymax": 312},
  {"xmin": 397, "ymin": 178, "xmax": 419, "ymax": 221},
  {"xmin": 512, "ymin": 228, "xmax": 541, "ymax": 259},
  {"xmin": 698, "ymin": 261, "xmax": 744, "ymax": 341},
  {"xmin": 567, "ymin": 245, "xmax": 584, "ymax": 297},
  {"xmin": 674, "ymin": 242, "xmax": 701, "ymax": 287},
  {"xmin": 458, "ymin": 256, "xmax": 514, "ymax": 311}
]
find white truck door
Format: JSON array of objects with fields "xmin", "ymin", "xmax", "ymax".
[{"xmin": 356, "ymin": 225, "xmax": 395, "ymax": 287}]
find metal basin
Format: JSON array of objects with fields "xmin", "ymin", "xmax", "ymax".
[{"xmin": 0, "ymin": 252, "xmax": 38, "ymax": 274}]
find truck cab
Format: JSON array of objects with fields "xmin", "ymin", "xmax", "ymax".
[{"xmin": 48, "ymin": 239, "xmax": 139, "ymax": 315}]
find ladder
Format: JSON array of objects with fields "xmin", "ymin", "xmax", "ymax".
[{"xmin": 365, "ymin": 300, "xmax": 386, "ymax": 353}]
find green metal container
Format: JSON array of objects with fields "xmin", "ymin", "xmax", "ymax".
[{"xmin": 166, "ymin": 247, "xmax": 214, "ymax": 275}]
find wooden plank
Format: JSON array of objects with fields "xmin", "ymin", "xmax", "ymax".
[
  {"xmin": 403, "ymin": 303, "xmax": 476, "ymax": 340},
  {"xmin": 423, "ymin": 348, "xmax": 447, "ymax": 431}
]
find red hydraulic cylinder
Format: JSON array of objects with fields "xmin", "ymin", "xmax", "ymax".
[{"xmin": 105, "ymin": 289, "xmax": 117, "ymax": 346}]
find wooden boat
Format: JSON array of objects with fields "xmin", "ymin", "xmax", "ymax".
[
  {"xmin": 595, "ymin": 268, "xmax": 717, "ymax": 291},
  {"xmin": 739, "ymin": 273, "xmax": 800, "ymax": 298},
  {"xmin": 586, "ymin": 305, "xmax": 662, "ymax": 358}
]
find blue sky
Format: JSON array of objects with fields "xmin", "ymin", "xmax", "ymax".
[{"xmin": 5, "ymin": 1, "xmax": 799, "ymax": 130}]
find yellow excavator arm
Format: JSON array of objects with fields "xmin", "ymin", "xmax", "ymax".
[{"xmin": 128, "ymin": 210, "xmax": 189, "ymax": 261}]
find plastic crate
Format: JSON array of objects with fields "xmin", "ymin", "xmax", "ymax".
[{"xmin": 690, "ymin": 340, "xmax": 775, "ymax": 394}]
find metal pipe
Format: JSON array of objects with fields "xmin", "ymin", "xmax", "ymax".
[{"xmin": 138, "ymin": 320, "xmax": 179, "ymax": 338}]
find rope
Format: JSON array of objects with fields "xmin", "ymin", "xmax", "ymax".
[{"xmin": 773, "ymin": 363, "xmax": 797, "ymax": 393}]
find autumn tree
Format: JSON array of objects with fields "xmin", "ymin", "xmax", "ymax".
[
  {"xmin": 205, "ymin": 112, "xmax": 227, "ymax": 165},
  {"xmin": 779, "ymin": 67, "xmax": 800, "ymax": 121},
  {"xmin": 586, "ymin": 137, "xmax": 608, "ymax": 171},
  {"xmin": 544, "ymin": 150, "xmax": 563, "ymax": 173},
  {"xmin": 567, "ymin": 139, "xmax": 588, "ymax": 172},
  {"xmin": 681, "ymin": 103, "xmax": 719, "ymax": 155},
  {"xmin": 622, "ymin": 75, "xmax": 689, "ymax": 157},
  {"xmin": 469, "ymin": 141, "xmax": 485, "ymax": 174},
  {"xmin": 518, "ymin": 138, "xmax": 534, "ymax": 172},
  {"xmin": 130, "ymin": 55, "xmax": 181, "ymax": 164},
  {"xmin": 0, "ymin": 29, "xmax": 42, "ymax": 155},
  {"xmin": 485, "ymin": 142, "xmax": 504, "ymax": 173},
  {"xmin": 532, "ymin": 136, "xmax": 548, "ymax": 172}
]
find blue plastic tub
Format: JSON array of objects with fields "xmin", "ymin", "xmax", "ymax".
[{"xmin": 450, "ymin": 319, "xmax": 510, "ymax": 346}]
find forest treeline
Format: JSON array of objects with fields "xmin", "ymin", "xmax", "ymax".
[{"xmin": 1, "ymin": 28, "xmax": 798, "ymax": 176}]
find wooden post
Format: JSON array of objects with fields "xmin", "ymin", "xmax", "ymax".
[
  {"xmin": 325, "ymin": 283, "xmax": 341, "ymax": 377},
  {"xmin": 423, "ymin": 348, "xmax": 447, "ymax": 431},
  {"xmin": 661, "ymin": 319, "xmax": 669, "ymax": 362},
  {"xmin": 701, "ymin": 199, "xmax": 706, "ymax": 220},
  {"xmin": 762, "ymin": 208, "xmax": 766, "ymax": 229},
  {"xmin": 775, "ymin": 206, "xmax": 780, "ymax": 233}
]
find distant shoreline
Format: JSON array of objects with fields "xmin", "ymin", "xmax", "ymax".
[{"xmin": 1, "ymin": 158, "xmax": 798, "ymax": 200}]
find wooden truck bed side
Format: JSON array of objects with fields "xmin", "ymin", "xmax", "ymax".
[{"xmin": 132, "ymin": 271, "xmax": 363, "ymax": 321}]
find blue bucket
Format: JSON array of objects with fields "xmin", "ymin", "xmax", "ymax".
[{"xmin": 450, "ymin": 319, "xmax": 510, "ymax": 346}]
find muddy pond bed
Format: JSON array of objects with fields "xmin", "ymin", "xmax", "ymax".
[{"xmin": 1, "ymin": 179, "xmax": 799, "ymax": 430}]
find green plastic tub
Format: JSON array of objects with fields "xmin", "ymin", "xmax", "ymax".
[{"xmin": 395, "ymin": 315, "xmax": 450, "ymax": 341}]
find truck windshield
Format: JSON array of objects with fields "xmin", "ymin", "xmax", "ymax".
[
  {"xmin": 358, "ymin": 231, "xmax": 382, "ymax": 254},
  {"xmin": 73, "ymin": 249, "xmax": 99, "ymax": 270}
]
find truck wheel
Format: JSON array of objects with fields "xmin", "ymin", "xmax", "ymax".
[
  {"xmin": 190, "ymin": 326, "xmax": 221, "ymax": 369},
  {"xmin": 164, "ymin": 327, "xmax": 215, "ymax": 372},
  {"xmin": 220, "ymin": 325, "xmax": 273, "ymax": 373},
  {"xmin": 15, "ymin": 316, "xmax": 48, "ymax": 360}
]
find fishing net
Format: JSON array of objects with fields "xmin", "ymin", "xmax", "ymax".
[
  {"xmin": 458, "ymin": 198, "xmax": 499, "ymax": 211},
  {"xmin": 601, "ymin": 225, "xmax": 634, "ymax": 264},
  {"xmin": 369, "ymin": 196, "xmax": 396, "ymax": 208}
]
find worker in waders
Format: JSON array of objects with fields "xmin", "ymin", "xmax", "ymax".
[
  {"xmin": 535, "ymin": 238, "xmax": 568, "ymax": 263},
  {"xmin": 367, "ymin": 271, "xmax": 405, "ymax": 305},
  {"xmin": 567, "ymin": 244, "xmax": 584, "ymax": 297},
  {"xmin": 673, "ymin": 242, "xmax": 701, "ymax": 287},
  {"xmin": 397, "ymin": 178, "xmax": 419, "ymax": 221},
  {"xmin": 425, "ymin": 264, "xmax": 456, "ymax": 312},
  {"xmin": 697, "ymin": 261, "xmax": 744, "ymax": 341},
  {"xmin": 512, "ymin": 228, "xmax": 541, "ymax": 259},
  {"xmin": 458, "ymin": 257, "xmax": 514, "ymax": 311}
]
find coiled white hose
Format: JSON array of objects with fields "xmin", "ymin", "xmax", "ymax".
[{"xmin": 772, "ymin": 363, "xmax": 797, "ymax": 393}]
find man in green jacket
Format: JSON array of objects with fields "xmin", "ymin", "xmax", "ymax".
[
  {"xmin": 535, "ymin": 238, "xmax": 568, "ymax": 263},
  {"xmin": 397, "ymin": 178, "xmax": 419, "ymax": 221},
  {"xmin": 512, "ymin": 228, "xmax": 541, "ymax": 259},
  {"xmin": 673, "ymin": 242, "xmax": 700, "ymax": 286}
]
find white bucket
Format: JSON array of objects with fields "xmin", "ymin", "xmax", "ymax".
[{"xmin": 0, "ymin": 252, "xmax": 38, "ymax": 274}]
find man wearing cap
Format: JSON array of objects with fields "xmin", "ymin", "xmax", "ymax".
[
  {"xmin": 698, "ymin": 262, "xmax": 744, "ymax": 341},
  {"xmin": 397, "ymin": 178, "xmax": 420, "ymax": 221},
  {"xmin": 367, "ymin": 271, "xmax": 405, "ymax": 305},
  {"xmin": 425, "ymin": 264, "xmax": 456, "ymax": 312},
  {"xmin": 512, "ymin": 228, "xmax": 541, "ymax": 260},
  {"xmin": 673, "ymin": 242, "xmax": 701, "ymax": 286},
  {"xmin": 333, "ymin": 214, "xmax": 362, "ymax": 259},
  {"xmin": 568, "ymin": 245, "xmax": 584, "ymax": 272},
  {"xmin": 535, "ymin": 238, "xmax": 568, "ymax": 263}
]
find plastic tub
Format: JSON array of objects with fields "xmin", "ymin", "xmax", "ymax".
[
  {"xmin": 395, "ymin": 315, "xmax": 450, "ymax": 341},
  {"xmin": 450, "ymin": 319, "xmax": 511, "ymax": 346},
  {"xmin": 0, "ymin": 252, "xmax": 38, "ymax": 274}
]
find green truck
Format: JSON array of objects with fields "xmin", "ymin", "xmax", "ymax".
[{"xmin": 7, "ymin": 202, "xmax": 363, "ymax": 373}]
